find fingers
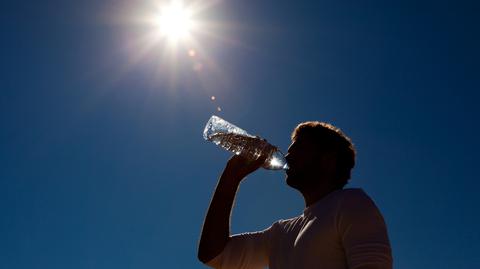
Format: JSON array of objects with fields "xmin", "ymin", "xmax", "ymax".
[
  {"xmin": 230, "ymin": 154, "xmax": 264, "ymax": 168},
  {"xmin": 256, "ymin": 151, "xmax": 269, "ymax": 165},
  {"xmin": 225, "ymin": 152, "xmax": 268, "ymax": 179}
]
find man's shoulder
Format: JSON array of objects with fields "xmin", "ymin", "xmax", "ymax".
[
  {"xmin": 338, "ymin": 188, "xmax": 382, "ymax": 214},
  {"xmin": 338, "ymin": 188, "xmax": 373, "ymax": 202}
]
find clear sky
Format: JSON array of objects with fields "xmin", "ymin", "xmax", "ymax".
[{"xmin": 1, "ymin": 0, "xmax": 479, "ymax": 268}]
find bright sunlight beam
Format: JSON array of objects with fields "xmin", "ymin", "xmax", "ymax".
[{"xmin": 157, "ymin": 1, "xmax": 193, "ymax": 42}]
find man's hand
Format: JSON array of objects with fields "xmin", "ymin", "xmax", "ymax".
[{"xmin": 223, "ymin": 153, "xmax": 269, "ymax": 183}]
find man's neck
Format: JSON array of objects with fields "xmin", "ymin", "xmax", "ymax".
[{"xmin": 302, "ymin": 184, "xmax": 340, "ymax": 207}]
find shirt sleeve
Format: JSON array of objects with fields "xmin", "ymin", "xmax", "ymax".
[
  {"xmin": 206, "ymin": 224, "xmax": 276, "ymax": 269},
  {"xmin": 337, "ymin": 189, "xmax": 393, "ymax": 269}
]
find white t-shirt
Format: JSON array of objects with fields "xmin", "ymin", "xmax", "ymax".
[{"xmin": 207, "ymin": 188, "xmax": 392, "ymax": 269}]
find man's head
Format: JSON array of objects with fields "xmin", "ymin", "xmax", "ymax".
[{"xmin": 285, "ymin": 121, "xmax": 356, "ymax": 192}]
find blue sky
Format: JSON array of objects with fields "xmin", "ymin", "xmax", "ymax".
[{"xmin": 1, "ymin": 0, "xmax": 479, "ymax": 268}]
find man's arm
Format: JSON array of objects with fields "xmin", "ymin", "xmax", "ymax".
[{"xmin": 197, "ymin": 155, "xmax": 266, "ymax": 264}]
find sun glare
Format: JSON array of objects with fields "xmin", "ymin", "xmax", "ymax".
[
  {"xmin": 121, "ymin": 0, "xmax": 235, "ymax": 89},
  {"xmin": 158, "ymin": 1, "xmax": 193, "ymax": 42}
]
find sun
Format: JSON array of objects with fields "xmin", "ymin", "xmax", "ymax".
[
  {"xmin": 157, "ymin": 1, "xmax": 194, "ymax": 42},
  {"xmin": 119, "ymin": 0, "xmax": 232, "ymax": 84}
]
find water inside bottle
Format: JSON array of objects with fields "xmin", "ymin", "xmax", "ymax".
[
  {"xmin": 209, "ymin": 132, "xmax": 265, "ymax": 158},
  {"xmin": 209, "ymin": 132, "xmax": 288, "ymax": 170}
]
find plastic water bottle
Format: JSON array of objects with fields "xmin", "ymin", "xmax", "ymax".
[{"xmin": 203, "ymin": 115, "xmax": 288, "ymax": 170}]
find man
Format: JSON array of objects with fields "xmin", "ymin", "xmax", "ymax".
[{"xmin": 198, "ymin": 121, "xmax": 392, "ymax": 269}]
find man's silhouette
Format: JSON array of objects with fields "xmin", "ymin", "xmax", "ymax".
[{"xmin": 198, "ymin": 122, "xmax": 392, "ymax": 269}]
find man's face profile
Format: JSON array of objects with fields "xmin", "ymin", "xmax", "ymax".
[
  {"xmin": 285, "ymin": 137, "xmax": 318, "ymax": 189},
  {"xmin": 285, "ymin": 137, "xmax": 338, "ymax": 191}
]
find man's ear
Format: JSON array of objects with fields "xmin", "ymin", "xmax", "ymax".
[{"xmin": 318, "ymin": 152, "xmax": 338, "ymax": 176}]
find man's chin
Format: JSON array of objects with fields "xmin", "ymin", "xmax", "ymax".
[{"xmin": 286, "ymin": 174, "xmax": 302, "ymax": 190}]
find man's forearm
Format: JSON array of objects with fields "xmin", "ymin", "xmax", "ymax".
[{"xmin": 198, "ymin": 171, "xmax": 241, "ymax": 264}]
